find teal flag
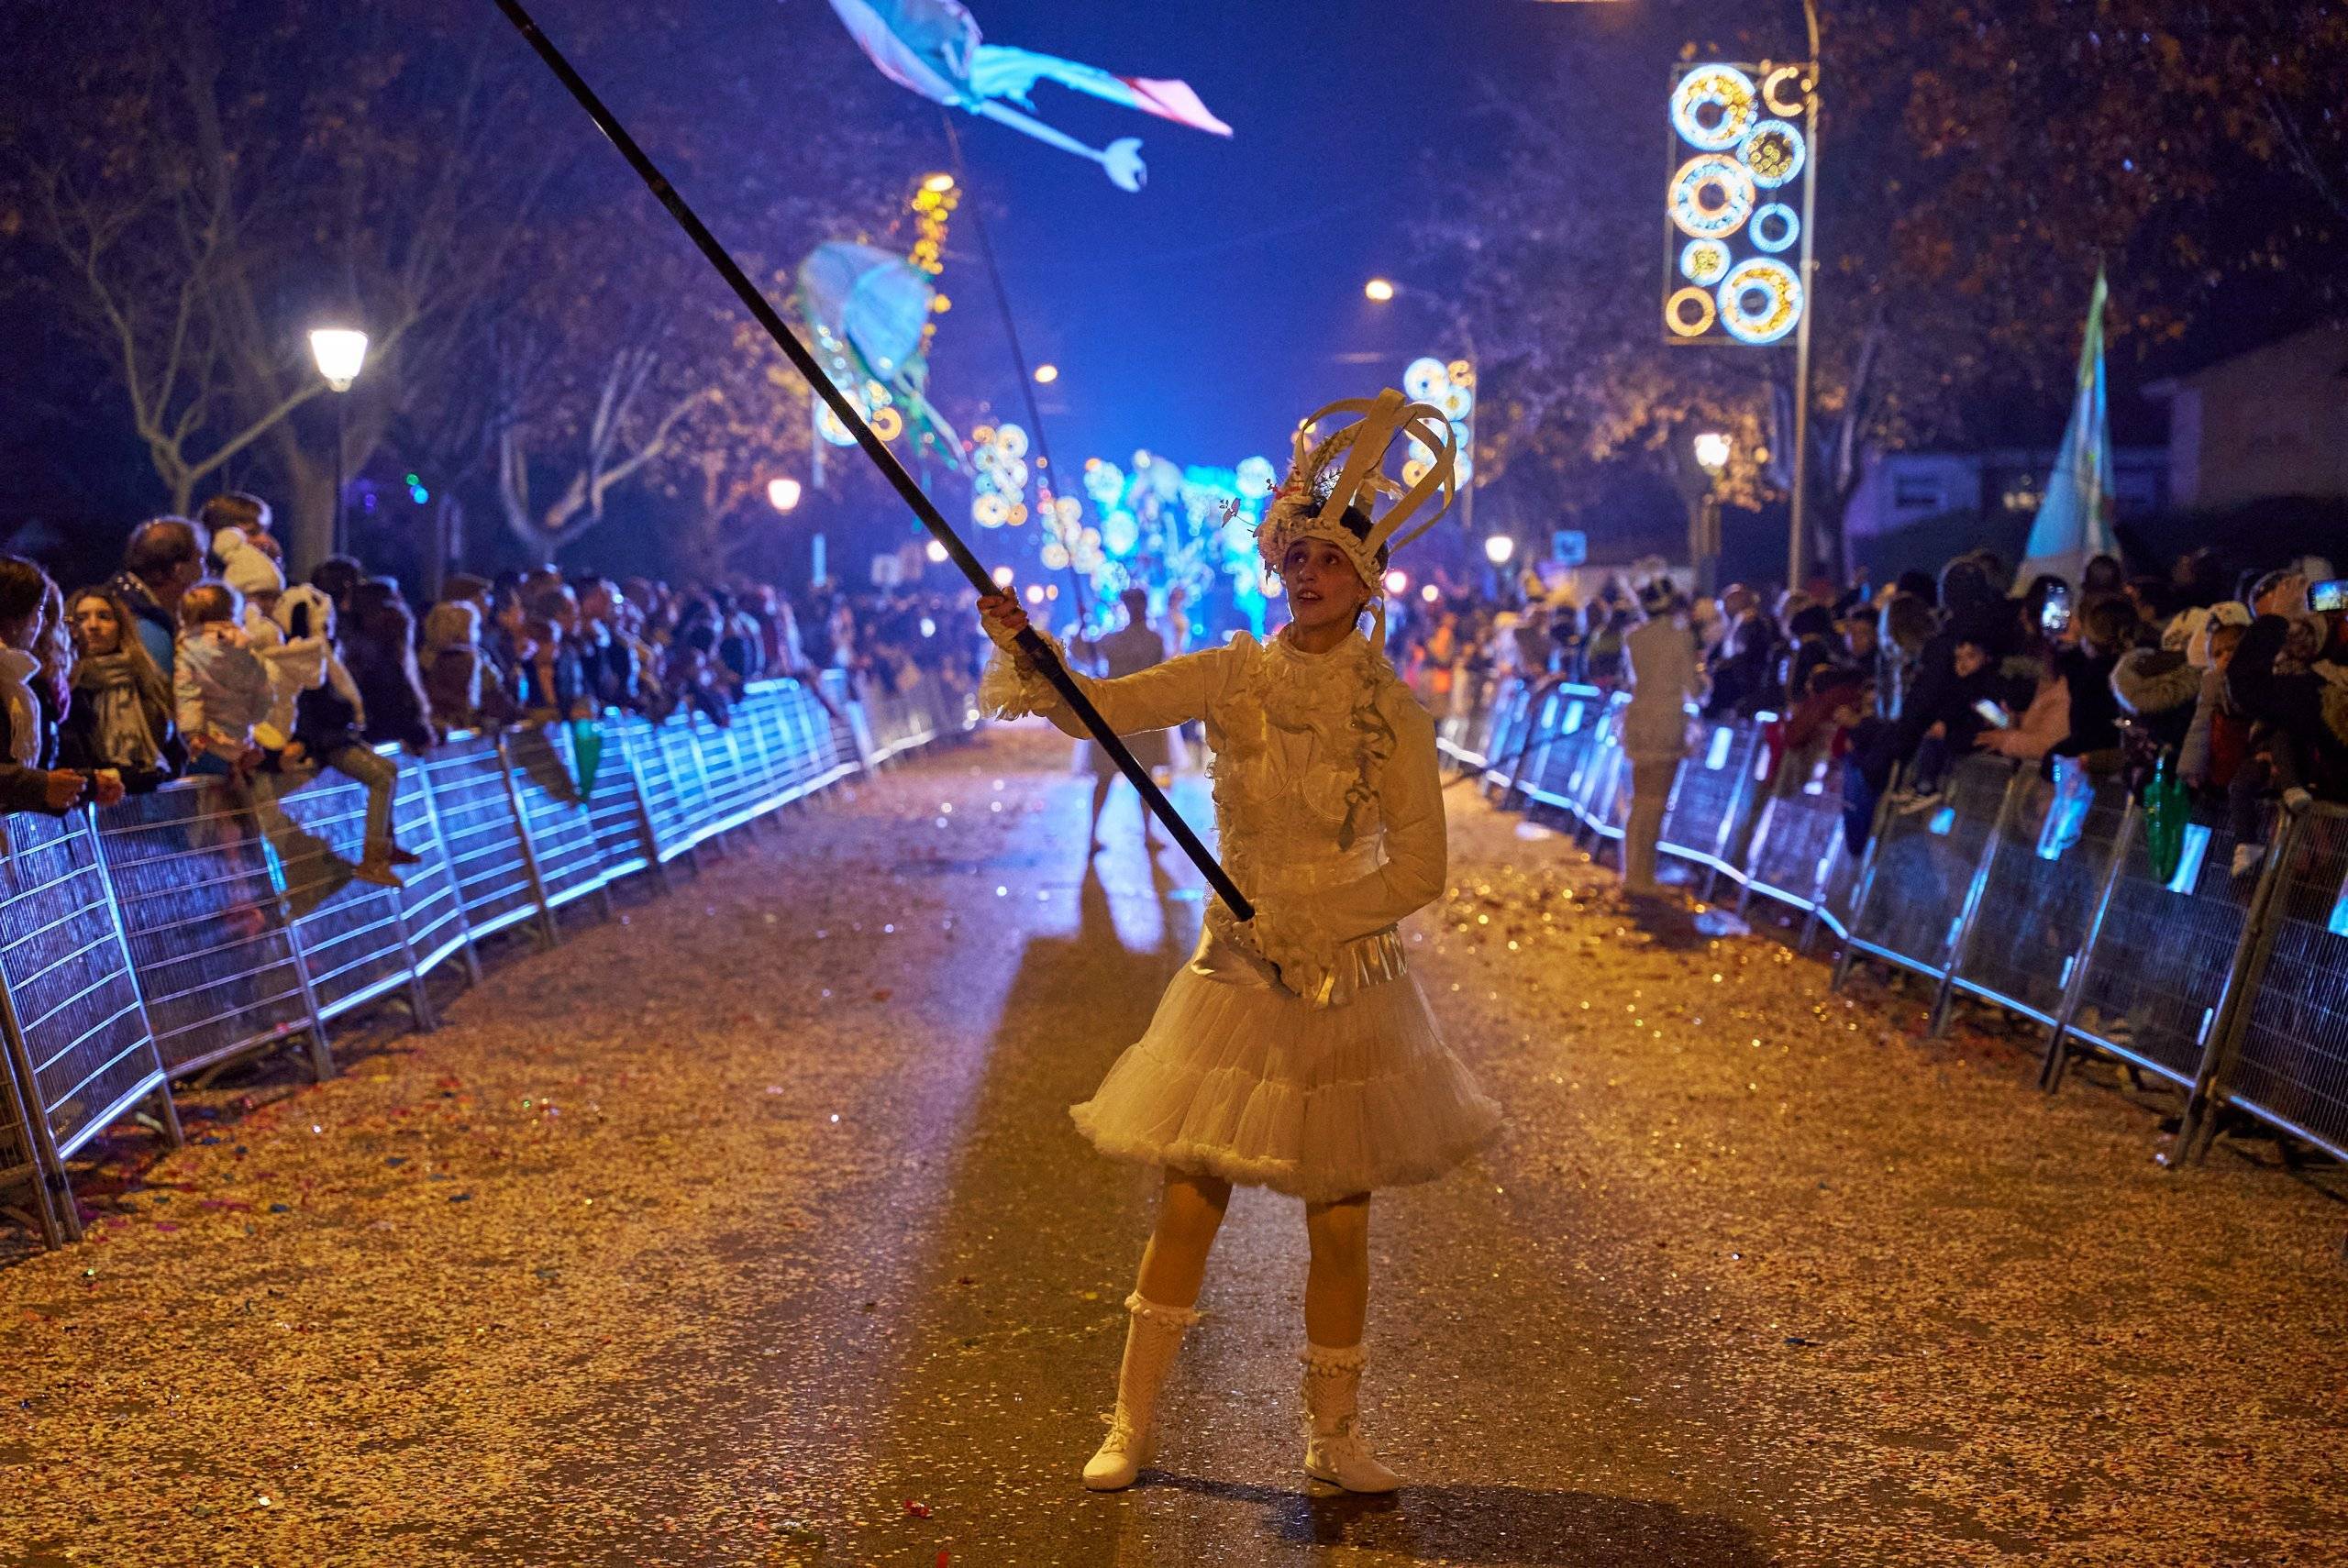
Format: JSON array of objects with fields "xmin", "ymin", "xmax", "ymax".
[
  {"xmin": 2015, "ymin": 267, "xmax": 2121, "ymax": 590},
  {"xmin": 569, "ymin": 717, "xmax": 604, "ymax": 804}
]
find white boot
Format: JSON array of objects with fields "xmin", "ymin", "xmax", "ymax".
[
  {"xmin": 1299, "ymin": 1342, "xmax": 1401, "ymax": 1493},
  {"xmin": 1083, "ymin": 1292, "xmax": 1199, "ymax": 1490}
]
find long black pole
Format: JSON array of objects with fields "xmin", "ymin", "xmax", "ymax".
[
  {"xmin": 490, "ymin": 0, "xmax": 1249, "ymax": 919},
  {"xmin": 937, "ymin": 115, "xmax": 1090, "ymax": 626}
]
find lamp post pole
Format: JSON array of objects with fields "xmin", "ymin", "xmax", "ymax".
[
  {"xmin": 1786, "ymin": 0, "xmax": 1822, "ymax": 591},
  {"xmin": 308, "ymin": 327, "xmax": 368, "ymax": 567},
  {"xmin": 331, "ymin": 395, "xmax": 349, "ymax": 559}
]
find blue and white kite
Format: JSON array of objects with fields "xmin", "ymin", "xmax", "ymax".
[{"xmin": 825, "ymin": 0, "xmax": 1232, "ymax": 191}]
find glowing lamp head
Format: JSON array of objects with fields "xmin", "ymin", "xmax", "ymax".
[
  {"xmin": 1024, "ymin": 584, "xmax": 1046, "ymax": 605},
  {"xmin": 991, "ymin": 565, "xmax": 1015, "ymax": 589},
  {"xmin": 1383, "ymin": 569, "xmax": 1409, "ymax": 596},
  {"xmin": 924, "ymin": 539, "xmax": 949, "ymax": 565},
  {"xmin": 766, "ymin": 477, "xmax": 803, "ymax": 513},
  {"xmin": 1033, "ymin": 363, "xmax": 1059, "ymax": 385},
  {"xmin": 1692, "ymin": 431, "xmax": 1732, "ymax": 475},
  {"xmin": 920, "ymin": 171, "xmax": 957, "ymax": 193},
  {"xmin": 1364, "ymin": 278, "xmax": 1397, "ymax": 303},
  {"xmin": 308, "ymin": 328, "xmax": 369, "ymax": 392},
  {"xmin": 1483, "ymin": 535, "xmax": 1516, "ymax": 566},
  {"xmin": 1420, "ymin": 583, "xmax": 1442, "ymax": 604}
]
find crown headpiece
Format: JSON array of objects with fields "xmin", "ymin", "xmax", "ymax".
[{"xmin": 1256, "ymin": 389, "xmax": 1459, "ymax": 592}]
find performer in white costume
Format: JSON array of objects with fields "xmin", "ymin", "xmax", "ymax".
[{"xmin": 978, "ymin": 390, "xmax": 1501, "ymax": 1494}]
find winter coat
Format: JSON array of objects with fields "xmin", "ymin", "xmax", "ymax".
[
  {"xmin": 0, "ymin": 649, "xmax": 61, "ymax": 814},
  {"xmin": 275, "ymin": 587, "xmax": 369, "ymax": 758},
  {"xmin": 1619, "ymin": 615, "xmax": 1706, "ymax": 763},
  {"xmin": 1975, "ymin": 678, "xmax": 2070, "ymax": 764},
  {"xmin": 173, "ymin": 627, "xmax": 271, "ymax": 749},
  {"xmin": 2110, "ymin": 646, "xmax": 2203, "ymax": 756}
]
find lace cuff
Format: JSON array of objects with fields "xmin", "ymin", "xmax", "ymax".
[
  {"xmin": 1247, "ymin": 896, "xmax": 1346, "ymax": 1009},
  {"xmin": 978, "ymin": 629, "xmax": 1070, "ymax": 721}
]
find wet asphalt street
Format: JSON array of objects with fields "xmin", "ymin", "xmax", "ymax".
[{"xmin": 6, "ymin": 725, "xmax": 2344, "ymax": 1567}]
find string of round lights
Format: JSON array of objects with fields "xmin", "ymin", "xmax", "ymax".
[
  {"xmin": 1751, "ymin": 204, "xmax": 1800, "ymax": 254},
  {"xmin": 1664, "ymin": 285, "xmax": 1719, "ymax": 338},
  {"xmin": 1717, "ymin": 258, "xmax": 1803, "ymax": 345},
  {"xmin": 1738, "ymin": 118, "xmax": 1807, "ymax": 188},
  {"xmin": 1670, "ymin": 64, "xmax": 1757, "ymax": 152},
  {"xmin": 1679, "ymin": 238, "xmax": 1732, "ymax": 285},
  {"xmin": 1760, "ymin": 63, "xmax": 1808, "ymax": 118},
  {"xmin": 1668, "ymin": 154, "xmax": 1756, "ymax": 238}
]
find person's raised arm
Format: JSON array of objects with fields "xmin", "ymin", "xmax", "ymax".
[{"xmin": 976, "ymin": 592, "xmax": 1222, "ymax": 740}]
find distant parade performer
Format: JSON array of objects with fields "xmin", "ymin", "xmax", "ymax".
[
  {"xmin": 978, "ymin": 390, "xmax": 1501, "ymax": 1495},
  {"xmin": 1077, "ymin": 586, "xmax": 1180, "ymax": 851}
]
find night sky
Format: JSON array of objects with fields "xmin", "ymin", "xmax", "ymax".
[{"xmin": 706, "ymin": 1, "xmax": 1665, "ymax": 475}]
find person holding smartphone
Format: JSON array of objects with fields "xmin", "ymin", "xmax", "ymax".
[{"xmin": 1894, "ymin": 635, "xmax": 2002, "ymax": 812}]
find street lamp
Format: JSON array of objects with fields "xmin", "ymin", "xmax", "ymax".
[
  {"xmin": 920, "ymin": 171, "xmax": 957, "ymax": 194},
  {"xmin": 1033, "ymin": 363, "xmax": 1059, "ymax": 385},
  {"xmin": 767, "ymin": 476, "xmax": 803, "ymax": 513},
  {"xmin": 309, "ymin": 327, "xmax": 368, "ymax": 558},
  {"xmin": 1365, "ymin": 277, "xmax": 1479, "ymax": 538},
  {"xmin": 1687, "ymin": 429, "xmax": 1731, "ymax": 595},
  {"xmin": 1483, "ymin": 534, "xmax": 1516, "ymax": 566}
]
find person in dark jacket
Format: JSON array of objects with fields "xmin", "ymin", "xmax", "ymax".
[
  {"xmin": 106, "ymin": 517, "xmax": 207, "ymax": 678},
  {"xmin": 346, "ymin": 580, "xmax": 435, "ymax": 752},
  {"xmin": 2050, "ymin": 598, "xmax": 2132, "ymax": 764}
]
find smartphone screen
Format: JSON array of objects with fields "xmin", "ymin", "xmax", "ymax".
[
  {"xmin": 2041, "ymin": 597, "xmax": 2071, "ymax": 632},
  {"xmin": 1972, "ymin": 699, "xmax": 2010, "ymax": 729},
  {"xmin": 2312, "ymin": 579, "xmax": 2348, "ymax": 613}
]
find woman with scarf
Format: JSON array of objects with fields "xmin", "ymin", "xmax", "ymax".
[{"xmin": 60, "ymin": 585, "xmax": 179, "ymax": 794}]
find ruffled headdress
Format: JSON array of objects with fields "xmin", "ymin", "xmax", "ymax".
[{"xmin": 1256, "ymin": 389, "xmax": 1459, "ymax": 647}]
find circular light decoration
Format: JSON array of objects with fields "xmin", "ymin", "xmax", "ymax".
[
  {"xmin": 816, "ymin": 403, "xmax": 858, "ymax": 447},
  {"xmin": 1003, "ymin": 459, "xmax": 1030, "ymax": 492},
  {"xmin": 1717, "ymin": 258, "xmax": 1803, "ymax": 344},
  {"xmin": 1668, "ymin": 154, "xmax": 1755, "ymax": 238},
  {"xmin": 1446, "ymin": 359, "xmax": 1475, "ymax": 390},
  {"xmin": 1439, "ymin": 383, "xmax": 1475, "ymax": 422},
  {"xmin": 1671, "ymin": 64, "xmax": 1757, "ymax": 152},
  {"xmin": 1738, "ymin": 119, "xmax": 1807, "ymax": 188},
  {"xmin": 1083, "ymin": 461, "xmax": 1124, "ymax": 505},
  {"xmin": 1006, "ymin": 502, "xmax": 1029, "ymax": 525},
  {"xmin": 1041, "ymin": 541, "xmax": 1070, "ymax": 570},
  {"xmin": 1401, "ymin": 458, "xmax": 1431, "ymax": 488},
  {"xmin": 1235, "ymin": 455, "xmax": 1277, "ymax": 498},
  {"xmin": 993, "ymin": 423, "xmax": 1029, "ymax": 459},
  {"xmin": 1679, "ymin": 238, "xmax": 1732, "ymax": 285},
  {"xmin": 1053, "ymin": 495, "xmax": 1082, "ymax": 525},
  {"xmin": 869, "ymin": 405, "xmax": 905, "ymax": 441},
  {"xmin": 972, "ymin": 492, "xmax": 1011, "ymax": 527},
  {"xmin": 1752, "ymin": 203, "xmax": 1800, "ymax": 254},
  {"xmin": 1665, "ymin": 285, "xmax": 1719, "ymax": 338},
  {"xmin": 1101, "ymin": 510, "xmax": 1140, "ymax": 558},
  {"xmin": 1761, "ymin": 63, "xmax": 1808, "ymax": 119},
  {"xmin": 1402, "ymin": 357, "xmax": 1450, "ymax": 403}
]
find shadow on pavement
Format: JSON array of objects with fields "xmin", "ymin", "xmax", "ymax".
[{"xmin": 1151, "ymin": 1471, "xmax": 1776, "ymax": 1565}]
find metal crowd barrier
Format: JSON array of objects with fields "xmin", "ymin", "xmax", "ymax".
[
  {"xmin": 1447, "ymin": 673, "xmax": 2348, "ymax": 1170},
  {"xmin": 0, "ymin": 674, "xmax": 952, "ymax": 1247}
]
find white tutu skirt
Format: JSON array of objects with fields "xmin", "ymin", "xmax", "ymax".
[{"xmin": 1070, "ymin": 933, "xmax": 1502, "ymax": 1201}]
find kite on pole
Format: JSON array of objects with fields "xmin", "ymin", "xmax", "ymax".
[
  {"xmin": 824, "ymin": 0, "xmax": 1231, "ymax": 191},
  {"xmin": 490, "ymin": 0, "xmax": 1251, "ymax": 919}
]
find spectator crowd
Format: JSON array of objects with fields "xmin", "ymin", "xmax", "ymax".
[
  {"xmin": 1389, "ymin": 545, "xmax": 2348, "ymax": 884},
  {"xmin": 5, "ymin": 491, "xmax": 982, "ymax": 886}
]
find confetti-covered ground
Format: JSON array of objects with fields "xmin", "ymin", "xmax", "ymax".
[{"xmin": 4, "ymin": 726, "xmax": 2344, "ymax": 1566}]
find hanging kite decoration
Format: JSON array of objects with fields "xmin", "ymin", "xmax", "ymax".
[
  {"xmin": 792, "ymin": 240, "xmax": 966, "ymax": 487},
  {"xmin": 825, "ymin": 0, "xmax": 1232, "ymax": 191}
]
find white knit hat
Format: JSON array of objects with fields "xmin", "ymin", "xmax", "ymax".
[{"xmin": 217, "ymin": 529, "xmax": 284, "ymax": 600}]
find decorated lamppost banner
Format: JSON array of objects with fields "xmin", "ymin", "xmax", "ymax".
[{"xmin": 1660, "ymin": 61, "xmax": 1813, "ymax": 348}]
